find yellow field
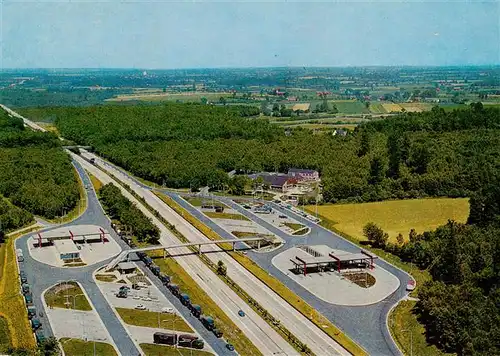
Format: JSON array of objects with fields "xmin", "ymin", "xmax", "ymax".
[
  {"xmin": 306, "ymin": 198, "xmax": 469, "ymax": 243},
  {"xmin": 381, "ymin": 103, "xmax": 403, "ymax": 112}
]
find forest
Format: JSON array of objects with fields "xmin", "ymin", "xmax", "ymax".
[
  {"xmin": 98, "ymin": 183, "xmax": 160, "ymax": 244},
  {"xmin": 390, "ymin": 182, "xmax": 500, "ymax": 355},
  {"xmin": 17, "ymin": 103, "xmax": 499, "ymax": 204},
  {"xmin": 0, "ymin": 109, "xmax": 79, "ymax": 223}
]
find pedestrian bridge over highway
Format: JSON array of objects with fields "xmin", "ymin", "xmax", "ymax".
[{"xmin": 105, "ymin": 237, "xmax": 270, "ymax": 271}]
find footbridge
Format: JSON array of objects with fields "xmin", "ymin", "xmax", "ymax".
[{"xmin": 105, "ymin": 237, "xmax": 270, "ymax": 271}]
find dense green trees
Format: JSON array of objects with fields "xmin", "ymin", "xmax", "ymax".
[
  {"xmin": 22, "ymin": 103, "xmax": 497, "ymax": 204},
  {"xmin": 0, "ymin": 109, "xmax": 79, "ymax": 220},
  {"xmin": 99, "ymin": 184, "xmax": 160, "ymax": 244},
  {"xmin": 0, "ymin": 198, "xmax": 33, "ymax": 234}
]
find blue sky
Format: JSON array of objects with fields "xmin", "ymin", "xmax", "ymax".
[{"xmin": 1, "ymin": 0, "xmax": 499, "ymax": 68}]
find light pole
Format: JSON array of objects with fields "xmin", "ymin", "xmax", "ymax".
[{"xmin": 401, "ymin": 329, "xmax": 413, "ymax": 356}]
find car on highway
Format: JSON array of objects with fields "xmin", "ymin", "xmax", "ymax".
[
  {"xmin": 238, "ymin": 309, "xmax": 245, "ymax": 317},
  {"xmin": 226, "ymin": 343, "xmax": 235, "ymax": 351},
  {"xmin": 135, "ymin": 304, "xmax": 147, "ymax": 310}
]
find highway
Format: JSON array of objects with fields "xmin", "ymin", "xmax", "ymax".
[
  {"xmin": 78, "ymin": 150, "xmax": 350, "ymax": 356},
  {"xmin": 72, "ymin": 152, "xmax": 298, "ymax": 356}
]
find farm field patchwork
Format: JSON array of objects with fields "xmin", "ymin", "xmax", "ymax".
[
  {"xmin": 306, "ymin": 198, "xmax": 469, "ymax": 243},
  {"xmin": 368, "ymin": 103, "xmax": 387, "ymax": 114}
]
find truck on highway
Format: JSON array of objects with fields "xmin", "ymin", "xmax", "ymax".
[
  {"xmin": 153, "ymin": 332, "xmax": 177, "ymax": 346},
  {"xmin": 179, "ymin": 293, "xmax": 190, "ymax": 306},
  {"xmin": 150, "ymin": 264, "xmax": 161, "ymax": 276},
  {"xmin": 22, "ymin": 283, "xmax": 30, "ymax": 295},
  {"xmin": 89, "ymin": 158, "xmax": 96, "ymax": 165},
  {"xmin": 27, "ymin": 306, "xmax": 37, "ymax": 319},
  {"xmin": 177, "ymin": 334, "xmax": 198, "ymax": 347},
  {"xmin": 19, "ymin": 270, "xmax": 27, "ymax": 284},
  {"xmin": 144, "ymin": 256, "xmax": 153, "ymax": 267},
  {"xmin": 159, "ymin": 273, "xmax": 170, "ymax": 285},
  {"xmin": 200, "ymin": 315, "xmax": 215, "ymax": 331},
  {"xmin": 168, "ymin": 283, "xmax": 180, "ymax": 296},
  {"xmin": 190, "ymin": 304, "xmax": 201, "ymax": 318},
  {"xmin": 213, "ymin": 328, "xmax": 223, "ymax": 338},
  {"xmin": 31, "ymin": 318, "xmax": 42, "ymax": 330},
  {"xmin": 35, "ymin": 329, "xmax": 46, "ymax": 343},
  {"xmin": 24, "ymin": 293, "xmax": 33, "ymax": 306}
]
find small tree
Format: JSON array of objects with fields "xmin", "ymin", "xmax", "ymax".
[
  {"xmin": 396, "ymin": 233, "xmax": 404, "ymax": 246},
  {"xmin": 363, "ymin": 222, "xmax": 389, "ymax": 248},
  {"xmin": 409, "ymin": 228, "xmax": 418, "ymax": 242},
  {"xmin": 217, "ymin": 260, "xmax": 227, "ymax": 276}
]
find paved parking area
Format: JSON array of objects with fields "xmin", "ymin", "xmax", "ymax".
[
  {"xmin": 98, "ymin": 281, "xmax": 176, "ymax": 313},
  {"xmin": 232, "ymin": 200, "xmax": 309, "ymax": 235},
  {"xmin": 272, "ymin": 245, "xmax": 400, "ymax": 306},
  {"xmin": 96, "ymin": 271, "xmax": 215, "ymax": 354},
  {"xmin": 46, "ymin": 308, "xmax": 113, "ymax": 342}
]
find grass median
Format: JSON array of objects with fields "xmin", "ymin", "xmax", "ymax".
[
  {"xmin": 140, "ymin": 343, "xmax": 214, "ymax": 356},
  {"xmin": 60, "ymin": 337, "xmax": 117, "ymax": 356},
  {"xmin": 0, "ymin": 227, "xmax": 40, "ymax": 351},
  {"xmin": 45, "ymin": 281, "xmax": 92, "ymax": 311},
  {"xmin": 148, "ymin": 250, "xmax": 262, "ymax": 356},
  {"xmin": 204, "ymin": 211, "xmax": 249, "ymax": 221},
  {"xmin": 156, "ymin": 192, "xmax": 367, "ymax": 356},
  {"xmin": 116, "ymin": 307, "xmax": 193, "ymax": 333}
]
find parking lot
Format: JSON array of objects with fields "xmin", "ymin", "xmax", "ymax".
[{"xmin": 96, "ymin": 267, "xmax": 215, "ymax": 354}]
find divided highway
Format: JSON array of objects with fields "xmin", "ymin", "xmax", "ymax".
[
  {"xmin": 71, "ymin": 152, "xmax": 298, "ymax": 356},
  {"xmin": 78, "ymin": 150, "xmax": 350, "ymax": 356}
]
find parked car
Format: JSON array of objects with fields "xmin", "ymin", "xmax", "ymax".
[
  {"xmin": 135, "ymin": 304, "xmax": 147, "ymax": 310},
  {"xmin": 31, "ymin": 318, "xmax": 42, "ymax": 330},
  {"xmin": 161, "ymin": 307, "xmax": 174, "ymax": 314}
]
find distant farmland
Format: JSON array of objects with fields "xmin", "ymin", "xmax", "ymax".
[
  {"xmin": 331, "ymin": 100, "xmax": 370, "ymax": 114},
  {"xmin": 107, "ymin": 92, "xmax": 231, "ymax": 103}
]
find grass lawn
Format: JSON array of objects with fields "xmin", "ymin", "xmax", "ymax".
[
  {"xmin": 88, "ymin": 172, "xmax": 103, "ymax": 192},
  {"xmin": 0, "ymin": 228, "xmax": 39, "ymax": 350},
  {"xmin": 140, "ymin": 343, "xmax": 213, "ymax": 356},
  {"xmin": 0, "ymin": 316, "xmax": 12, "ymax": 353},
  {"xmin": 45, "ymin": 281, "xmax": 92, "ymax": 311},
  {"xmin": 116, "ymin": 308, "xmax": 193, "ymax": 333},
  {"xmin": 306, "ymin": 198, "xmax": 469, "ymax": 243},
  {"xmin": 389, "ymin": 301, "xmax": 452, "ymax": 356},
  {"xmin": 148, "ymin": 250, "xmax": 262, "ymax": 356},
  {"xmin": 60, "ymin": 338, "xmax": 117, "ymax": 356},
  {"xmin": 204, "ymin": 211, "xmax": 249, "ymax": 221},
  {"xmin": 283, "ymin": 222, "xmax": 304, "ymax": 231},
  {"xmin": 95, "ymin": 274, "xmax": 117, "ymax": 282}
]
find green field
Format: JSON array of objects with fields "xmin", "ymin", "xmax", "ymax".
[
  {"xmin": 368, "ymin": 103, "xmax": 387, "ymax": 114},
  {"xmin": 140, "ymin": 343, "xmax": 213, "ymax": 356},
  {"xmin": 331, "ymin": 100, "xmax": 370, "ymax": 114},
  {"xmin": 45, "ymin": 282, "xmax": 92, "ymax": 311},
  {"xmin": 116, "ymin": 308, "xmax": 193, "ymax": 333},
  {"xmin": 60, "ymin": 338, "xmax": 117, "ymax": 356},
  {"xmin": 306, "ymin": 198, "xmax": 469, "ymax": 243}
]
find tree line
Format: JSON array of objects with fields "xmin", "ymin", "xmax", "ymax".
[
  {"xmin": 0, "ymin": 109, "xmax": 79, "ymax": 222},
  {"xmin": 98, "ymin": 183, "xmax": 160, "ymax": 244},
  {"xmin": 18, "ymin": 103, "xmax": 500, "ymax": 203}
]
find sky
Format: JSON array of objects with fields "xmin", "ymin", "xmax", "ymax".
[{"xmin": 1, "ymin": 0, "xmax": 499, "ymax": 69}]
